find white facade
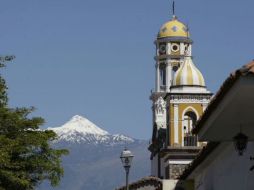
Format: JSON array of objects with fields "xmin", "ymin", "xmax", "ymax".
[{"xmin": 189, "ymin": 142, "xmax": 254, "ymax": 190}]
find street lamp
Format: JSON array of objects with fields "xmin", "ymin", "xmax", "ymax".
[
  {"xmin": 120, "ymin": 148, "xmax": 134, "ymax": 190},
  {"xmin": 233, "ymin": 132, "xmax": 248, "ymax": 156}
]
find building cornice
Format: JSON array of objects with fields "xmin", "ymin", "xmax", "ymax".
[
  {"xmin": 155, "ymin": 37, "xmax": 193, "ymax": 44},
  {"xmin": 154, "ymin": 54, "xmax": 186, "ymax": 61}
]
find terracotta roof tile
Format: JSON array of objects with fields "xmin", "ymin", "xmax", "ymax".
[
  {"xmin": 193, "ymin": 60, "xmax": 254, "ymax": 134},
  {"xmin": 115, "ymin": 176, "xmax": 162, "ymax": 190},
  {"xmin": 245, "ymin": 60, "xmax": 254, "ymax": 73}
]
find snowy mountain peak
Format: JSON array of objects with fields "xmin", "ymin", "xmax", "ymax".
[
  {"xmin": 70, "ymin": 115, "xmax": 90, "ymax": 123},
  {"xmin": 71, "ymin": 115, "xmax": 86, "ymax": 121},
  {"xmin": 50, "ymin": 115, "xmax": 109, "ymax": 136},
  {"xmin": 49, "ymin": 115, "xmax": 134, "ymax": 145}
]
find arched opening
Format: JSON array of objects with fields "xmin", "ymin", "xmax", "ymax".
[
  {"xmin": 159, "ymin": 63, "xmax": 166, "ymax": 87},
  {"xmin": 182, "ymin": 110, "xmax": 198, "ymax": 146}
]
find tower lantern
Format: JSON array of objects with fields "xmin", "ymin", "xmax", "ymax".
[{"xmin": 155, "ymin": 14, "xmax": 192, "ymax": 93}]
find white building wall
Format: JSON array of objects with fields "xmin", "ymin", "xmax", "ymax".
[{"xmin": 191, "ymin": 142, "xmax": 254, "ymax": 190}]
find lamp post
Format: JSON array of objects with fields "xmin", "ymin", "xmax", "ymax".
[
  {"xmin": 120, "ymin": 148, "xmax": 134, "ymax": 190},
  {"xmin": 233, "ymin": 132, "xmax": 248, "ymax": 156}
]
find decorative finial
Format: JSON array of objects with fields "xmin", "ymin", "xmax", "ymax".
[
  {"xmin": 172, "ymin": 1, "xmax": 177, "ymax": 19},
  {"xmin": 172, "ymin": 1, "xmax": 175, "ymax": 16}
]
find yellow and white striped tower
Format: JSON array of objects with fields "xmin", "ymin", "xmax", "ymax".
[{"xmin": 149, "ymin": 9, "xmax": 212, "ymax": 179}]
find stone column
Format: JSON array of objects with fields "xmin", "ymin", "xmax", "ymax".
[
  {"xmin": 165, "ymin": 59, "xmax": 172, "ymax": 92},
  {"xmin": 156, "ymin": 63, "xmax": 160, "ymax": 92},
  {"xmin": 180, "ymin": 42, "xmax": 185, "ymax": 55},
  {"xmin": 166, "ymin": 42, "xmax": 171, "ymax": 55},
  {"xmin": 189, "ymin": 44, "xmax": 192, "ymax": 56},
  {"xmin": 173, "ymin": 104, "xmax": 179, "ymax": 145}
]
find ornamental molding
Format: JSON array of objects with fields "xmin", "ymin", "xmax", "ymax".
[
  {"xmin": 155, "ymin": 37, "xmax": 193, "ymax": 44},
  {"xmin": 154, "ymin": 97, "xmax": 166, "ymax": 115},
  {"xmin": 169, "ymin": 94, "xmax": 211, "ymax": 104},
  {"xmin": 170, "ymin": 99, "xmax": 210, "ymax": 104},
  {"xmin": 150, "ymin": 92, "xmax": 166, "ymax": 101}
]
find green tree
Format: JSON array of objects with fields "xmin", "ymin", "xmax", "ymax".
[{"xmin": 0, "ymin": 60, "xmax": 68, "ymax": 190}]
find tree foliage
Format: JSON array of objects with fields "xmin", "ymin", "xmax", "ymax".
[{"xmin": 0, "ymin": 62, "xmax": 68, "ymax": 190}]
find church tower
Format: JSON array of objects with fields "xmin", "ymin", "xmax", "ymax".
[{"xmin": 149, "ymin": 10, "xmax": 212, "ymax": 179}]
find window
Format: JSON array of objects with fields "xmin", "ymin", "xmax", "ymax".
[
  {"xmin": 183, "ymin": 111, "xmax": 197, "ymax": 146},
  {"xmin": 171, "ymin": 43, "xmax": 180, "ymax": 52},
  {"xmin": 160, "ymin": 64, "xmax": 166, "ymax": 86}
]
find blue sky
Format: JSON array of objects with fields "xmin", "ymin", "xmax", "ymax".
[{"xmin": 0, "ymin": 0, "xmax": 254, "ymax": 139}]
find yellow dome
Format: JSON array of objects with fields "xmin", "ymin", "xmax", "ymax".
[
  {"xmin": 158, "ymin": 17, "xmax": 189, "ymax": 38},
  {"xmin": 173, "ymin": 57, "xmax": 205, "ymax": 86}
]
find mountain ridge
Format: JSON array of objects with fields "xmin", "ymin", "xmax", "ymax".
[{"xmin": 38, "ymin": 115, "xmax": 150, "ymax": 190}]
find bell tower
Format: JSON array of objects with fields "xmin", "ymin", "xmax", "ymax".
[
  {"xmin": 149, "ymin": 8, "xmax": 213, "ymax": 179},
  {"xmin": 154, "ymin": 15, "xmax": 192, "ymax": 93}
]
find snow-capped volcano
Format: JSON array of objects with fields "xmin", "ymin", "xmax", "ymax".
[
  {"xmin": 48, "ymin": 115, "xmax": 134, "ymax": 145},
  {"xmin": 50, "ymin": 115, "xmax": 109, "ymax": 136},
  {"xmin": 40, "ymin": 115, "xmax": 149, "ymax": 190}
]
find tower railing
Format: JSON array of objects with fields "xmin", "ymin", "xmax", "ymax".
[{"xmin": 184, "ymin": 134, "xmax": 197, "ymax": 146}]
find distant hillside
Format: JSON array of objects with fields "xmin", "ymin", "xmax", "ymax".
[{"xmin": 37, "ymin": 115, "xmax": 150, "ymax": 190}]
